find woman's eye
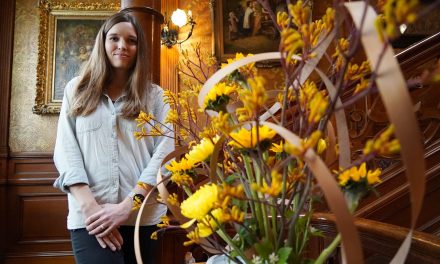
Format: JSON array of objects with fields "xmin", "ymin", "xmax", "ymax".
[{"xmin": 109, "ymin": 36, "xmax": 118, "ymax": 41}]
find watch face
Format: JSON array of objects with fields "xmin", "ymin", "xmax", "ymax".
[{"xmin": 133, "ymin": 193, "xmax": 145, "ymax": 203}]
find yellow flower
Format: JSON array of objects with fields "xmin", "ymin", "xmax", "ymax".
[
  {"xmin": 228, "ymin": 125, "xmax": 277, "ymax": 150},
  {"xmin": 376, "ymin": 0, "xmax": 419, "ymax": 40},
  {"xmin": 288, "ymin": 1, "xmax": 311, "ymax": 27},
  {"xmin": 363, "ymin": 125, "xmax": 400, "ymax": 156},
  {"xmin": 345, "ymin": 61, "xmax": 371, "ymax": 82},
  {"xmin": 134, "ymin": 127, "xmax": 148, "ymax": 140},
  {"xmin": 150, "ymin": 231, "xmax": 158, "ymax": 240},
  {"xmin": 281, "ymin": 28, "xmax": 303, "ymax": 63},
  {"xmin": 221, "ymin": 52, "xmax": 255, "ymax": 75},
  {"xmin": 333, "ymin": 38, "xmax": 350, "ymax": 71},
  {"xmin": 157, "ymin": 215, "xmax": 171, "ymax": 228},
  {"xmin": 337, "ymin": 163, "xmax": 382, "ymax": 187},
  {"xmin": 181, "ymin": 184, "xmax": 219, "ymax": 220},
  {"xmin": 197, "ymin": 208, "xmax": 225, "ymax": 237},
  {"xmin": 212, "ymin": 112, "xmax": 232, "ymax": 134},
  {"xmin": 270, "ymin": 141, "xmax": 284, "ymax": 153},
  {"xmin": 284, "ymin": 131, "xmax": 323, "ymax": 157},
  {"xmin": 186, "ymin": 136, "xmax": 220, "ymax": 164},
  {"xmin": 135, "ymin": 111, "xmax": 155, "ymax": 127},
  {"xmin": 218, "ymin": 183, "xmax": 245, "ymax": 200},
  {"xmin": 317, "ymin": 138, "xmax": 327, "ymax": 154},
  {"xmin": 353, "ymin": 78, "xmax": 370, "ymax": 94},
  {"xmin": 167, "ymin": 193, "xmax": 181, "ymax": 206},
  {"xmin": 163, "ymin": 90, "xmax": 177, "ymax": 107},
  {"xmin": 171, "ymin": 172, "xmax": 194, "ymax": 187},
  {"xmin": 367, "ymin": 168, "xmax": 382, "ymax": 185},
  {"xmin": 166, "ymin": 158, "xmax": 195, "ymax": 173},
  {"xmin": 204, "ymin": 82, "xmax": 236, "ymax": 111},
  {"xmin": 165, "ymin": 108, "xmax": 179, "ymax": 124},
  {"xmin": 277, "ymin": 11, "xmax": 290, "ymax": 30},
  {"xmin": 236, "ymin": 76, "xmax": 268, "ymax": 121},
  {"xmin": 252, "ymin": 171, "xmax": 283, "ymax": 197}
]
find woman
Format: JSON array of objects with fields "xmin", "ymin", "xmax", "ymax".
[{"xmin": 53, "ymin": 11, "xmax": 174, "ymax": 264}]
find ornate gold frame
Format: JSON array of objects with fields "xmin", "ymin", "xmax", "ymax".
[
  {"xmin": 33, "ymin": 0, "xmax": 119, "ymax": 115},
  {"xmin": 211, "ymin": 0, "xmax": 281, "ymax": 67}
]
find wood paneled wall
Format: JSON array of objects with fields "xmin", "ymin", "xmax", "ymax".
[
  {"xmin": 3, "ymin": 154, "xmax": 74, "ymax": 264},
  {"xmin": 0, "ymin": 0, "xmax": 15, "ymax": 262}
]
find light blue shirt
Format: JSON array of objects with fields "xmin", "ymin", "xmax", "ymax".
[{"xmin": 53, "ymin": 77, "xmax": 174, "ymax": 229}]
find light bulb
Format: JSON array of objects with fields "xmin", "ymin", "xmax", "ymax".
[{"xmin": 171, "ymin": 9, "xmax": 187, "ymax": 28}]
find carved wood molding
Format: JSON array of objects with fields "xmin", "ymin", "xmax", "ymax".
[{"xmin": 0, "ymin": 0, "xmax": 15, "ymax": 158}]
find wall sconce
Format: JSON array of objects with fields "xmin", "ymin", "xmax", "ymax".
[{"xmin": 161, "ymin": 9, "xmax": 196, "ymax": 48}]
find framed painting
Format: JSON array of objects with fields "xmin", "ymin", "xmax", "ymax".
[
  {"xmin": 33, "ymin": 0, "xmax": 119, "ymax": 115},
  {"xmin": 213, "ymin": 0, "xmax": 283, "ymax": 64}
]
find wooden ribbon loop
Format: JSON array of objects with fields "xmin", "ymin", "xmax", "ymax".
[{"xmin": 345, "ymin": 2, "xmax": 426, "ymax": 263}]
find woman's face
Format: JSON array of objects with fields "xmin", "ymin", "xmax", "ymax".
[{"xmin": 105, "ymin": 22, "xmax": 137, "ymax": 71}]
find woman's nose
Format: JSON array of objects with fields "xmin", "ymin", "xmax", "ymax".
[{"xmin": 117, "ymin": 40, "xmax": 127, "ymax": 50}]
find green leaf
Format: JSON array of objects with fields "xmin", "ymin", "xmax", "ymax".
[
  {"xmin": 254, "ymin": 238, "xmax": 273, "ymax": 259},
  {"xmin": 277, "ymin": 247, "xmax": 292, "ymax": 264}
]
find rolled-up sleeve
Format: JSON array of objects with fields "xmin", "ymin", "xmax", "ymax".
[
  {"xmin": 53, "ymin": 78, "xmax": 89, "ymax": 193},
  {"xmin": 138, "ymin": 87, "xmax": 174, "ymax": 185}
]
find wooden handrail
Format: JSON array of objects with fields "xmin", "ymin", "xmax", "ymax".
[
  {"xmin": 395, "ymin": 32, "xmax": 440, "ymax": 72},
  {"xmin": 312, "ymin": 212, "xmax": 440, "ymax": 262}
]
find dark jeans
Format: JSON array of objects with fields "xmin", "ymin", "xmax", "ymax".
[{"xmin": 70, "ymin": 226, "xmax": 158, "ymax": 264}]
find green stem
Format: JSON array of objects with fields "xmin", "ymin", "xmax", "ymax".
[
  {"xmin": 243, "ymin": 155, "xmax": 264, "ymax": 233},
  {"xmin": 253, "ymin": 160, "xmax": 270, "ymax": 240},
  {"xmin": 314, "ymin": 234, "xmax": 341, "ymax": 264},
  {"xmin": 217, "ymin": 229, "xmax": 250, "ymax": 264}
]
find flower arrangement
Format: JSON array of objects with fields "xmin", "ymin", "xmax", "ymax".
[{"xmin": 134, "ymin": 0, "xmax": 438, "ymax": 263}]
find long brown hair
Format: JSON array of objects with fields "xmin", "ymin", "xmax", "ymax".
[{"xmin": 70, "ymin": 11, "xmax": 151, "ymax": 118}]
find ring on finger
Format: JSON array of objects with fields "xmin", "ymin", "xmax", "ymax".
[{"xmin": 100, "ymin": 224, "xmax": 105, "ymax": 231}]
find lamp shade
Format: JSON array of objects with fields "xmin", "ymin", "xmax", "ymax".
[{"xmin": 171, "ymin": 9, "xmax": 187, "ymax": 27}]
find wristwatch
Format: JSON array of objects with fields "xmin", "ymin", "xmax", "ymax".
[{"xmin": 128, "ymin": 191, "xmax": 145, "ymax": 204}]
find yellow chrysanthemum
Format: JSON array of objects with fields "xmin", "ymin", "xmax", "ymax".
[
  {"xmin": 197, "ymin": 208, "xmax": 225, "ymax": 237},
  {"xmin": 180, "ymin": 184, "xmax": 219, "ymax": 220},
  {"xmin": 203, "ymin": 82, "xmax": 236, "ymax": 111},
  {"xmin": 185, "ymin": 136, "xmax": 220, "ymax": 164},
  {"xmin": 228, "ymin": 125, "xmax": 277, "ymax": 150},
  {"xmin": 165, "ymin": 158, "xmax": 195, "ymax": 173}
]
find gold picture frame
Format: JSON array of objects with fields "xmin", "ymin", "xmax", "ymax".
[
  {"xmin": 212, "ymin": 0, "xmax": 281, "ymax": 63},
  {"xmin": 33, "ymin": 0, "xmax": 119, "ymax": 115}
]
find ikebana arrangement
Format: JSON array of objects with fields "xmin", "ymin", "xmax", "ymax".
[{"xmin": 134, "ymin": 0, "xmax": 438, "ymax": 263}]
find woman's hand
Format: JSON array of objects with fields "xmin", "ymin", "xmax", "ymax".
[
  {"xmin": 85, "ymin": 198, "xmax": 132, "ymax": 237},
  {"xmin": 96, "ymin": 229, "xmax": 124, "ymax": 251},
  {"xmin": 68, "ymin": 184, "xmax": 124, "ymax": 251}
]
